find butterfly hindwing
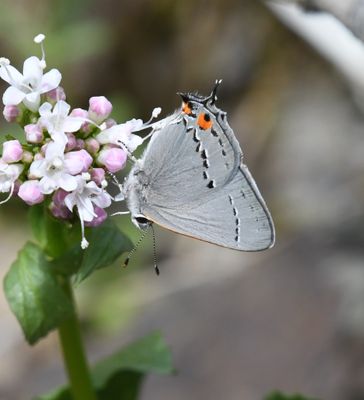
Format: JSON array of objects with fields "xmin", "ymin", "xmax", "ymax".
[{"xmin": 141, "ymin": 162, "xmax": 274, "ymax": 251}]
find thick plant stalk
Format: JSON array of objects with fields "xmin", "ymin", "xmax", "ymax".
[{"xmin": 58, "ymin": 279, "xmax": 97, "ymax": 400}]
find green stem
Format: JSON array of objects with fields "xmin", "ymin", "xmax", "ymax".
[{"xmin": 58, "ymin": 279, "xmax": 97, "ymax": 400}]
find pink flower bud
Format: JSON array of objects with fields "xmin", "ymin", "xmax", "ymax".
[
  {"xmin": 85, "ymin": 206, "xmax": 108, "ymax": 227},
  {"xmin": 105, "ymin": 118, "xmax": 117, "ymax": 128},
  {"xmin": 85, "ymin": 138, "xmax": 100, "ymax": 154},
  {"xmin": 3, "ymin": 105, "xmax": 20, "ymax": 123},
  {"xmin": 90, "ymin": 168, "xmax": 105, "ymax": 186},
  {"xmin": 24, "ymin": 124, "xmax": 44, "ymax": 143},
  {"xmin": 70, "ymin": 108, "xmax": 90, "ymax": 133},
  {"xmin": 34, "ymin": 153, "xmax": 44, "ymax": 161},
  {"xmin": 66, "ymin": 133, "xmax": 77, "ymax": 151},
  {"xmin": 89, "ymin": 96, "xmax": 112, "ymax": 123},
  {"xmin": 22, "ymin": 151, "xmax": 33, "ymax": 163},
  {"xmin": 64, "ymin": 149, "xmax": 93, "ymax": 175},
  {"xmin": 97, "ymin": 147, "xmax": 127, "ymax": 173},
  {"xmin": 18, "ymin": 180, "xmax": 44, "ymax": 205},
  {"xmin": 46, "ymin": 86, "xmax": 66, "ymax": 103},
  {"xmin": 2, "ymin": 140, "xmax": 23, "ymax": 163},
  {"xmin": 50, "ymin": 189, "xmax": 73, "ymax": 220},
  {"xmin": 13, "ymin": 180, "xmax": 21, "ymax": 196},
  {"xmin": 75, "ymin": 139, "xmax": 85, "ymax": 150}
]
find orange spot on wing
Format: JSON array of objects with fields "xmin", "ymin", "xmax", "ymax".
[
  {"xmin": 182, "ymin": 102, "xmax": 192, "ymax": 115},
  {"xmin": 197, "ymin": 112, "xmax": 213, "ymax": 130}
]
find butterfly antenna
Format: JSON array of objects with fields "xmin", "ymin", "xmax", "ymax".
[
  {"xmin": 123, "ymin": 226, "xmax": 150, "ymax": 268},
  {"xmin": 150, "ymin": 223, "xmax": 160, "ymax": 276},
  {"xmin": 118, "ymin": 140, "xmax": 137, "ymax": 163}
]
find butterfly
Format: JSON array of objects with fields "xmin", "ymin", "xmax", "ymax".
[{"xmin": 123, "ymin": 80, "xmax": 275, "ymax": 255}]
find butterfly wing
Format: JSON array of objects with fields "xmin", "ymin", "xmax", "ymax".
[
  {"xmin": 140, "ymin": 113, "xmax": 241, "ymax": 206},
  {"xmin": 133, "ymin": 113, "xmax": 275, "ymax": 251}
]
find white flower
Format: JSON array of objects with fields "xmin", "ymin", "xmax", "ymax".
[
  {"xmin": 29, "ymin": 141, "xmax": 77, "ymax": 194},
  {"xmin": 0, "ymin": 56, "xmax": 61, "ymax": 112},
  {"xmin": 39, "ymin": 101, "xmax": 84, "ymax": 146},
  {"xmin": 64, "ymin": 176, "xmax": 111, "ymax": 248},
  {"xmin": 0, "ymin": 160, "xmax": 23, "ymax": 204},
  {"xmin": 96, "ymin": 119, "xmax": 144, "ymax": 153}
]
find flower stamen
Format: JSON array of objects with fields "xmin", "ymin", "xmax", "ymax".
[
  {"xmin": 0, "ymin": 183, "xmax": 14, "ymax": 205},
  {"xmin": 34, "ymin": 34, "xmax": 46, "ymax": 69}
]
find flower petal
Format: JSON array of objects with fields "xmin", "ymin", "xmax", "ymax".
[
  {"xmin": 23, "ymin": 92, "xmax": 41, "ymax": 112},
  {"xmin": 126, "ymin": 134, "xmax": 143, "ymax": 152},
  {"xmin": 23, "ymin": 56, "xmax": 42, "ymax": 84},
  {"xmin": 40, "ymin": 69, "xmax": 62, "ymax": 93},
  {"xmin": 64, "ymin": 192, "xmax": 76, "ymax": 212},
  {"xmin": 39, "ymin": 176, "xmax": 57, "ymax": 194},
  {"xmin": 54, "ymin": 100, "xmax": 70, "ymax": 117},
  {"xmin": 38, "ymin": 101, "xmax": 52, "ymax": 117},
  {"xmin": 29, "ymin": 159, "xmax": 46, "ymax": 178},
  {"xmin": 93, "ymin": 192, "xmax": 112, "ymax": 208},
  {"xmin": 78, "ymin": 197, "xmax": 96, "ymax": 222},
  {"xmin": 2, "ymin": 86, "xmax": 25, "ymax": 106},
  {"xmin": 0, "ymin": 65, "xmax": 24, "ymax": 85},
  {"xmin": 58, "ymin": 173, "xmax": 78, "ymax": 192},
  {"xmin": 63, "ymin": 117, "xmax": 83, "ymax": 133},
  {"xmin": 50, "ymin": 132, "xmax": 68, "ymax": 149}
]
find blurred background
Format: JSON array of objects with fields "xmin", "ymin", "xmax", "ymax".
[{"xmin": 2, "ymin": 0, "xmax": 364, "ymax": 399}]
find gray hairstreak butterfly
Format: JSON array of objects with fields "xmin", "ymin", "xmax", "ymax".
[{"xmin": 123, "ymin": 80, "xmax": 275, "ymax": 256}]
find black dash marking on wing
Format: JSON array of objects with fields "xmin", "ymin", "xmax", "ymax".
[
  {"xmin": 211, "ymin": 128, "xmax": 218, "ymax": 137},
  {"xmin": 241, "ymin": 190, "xmax": 246, "ymax": 199},
  {"xmin": 229, "ymin": 194, "xmax": 240, "ymax": 243},
  {"xmin": 207, "ymin": 180, "xmax": 215, "ymax": 189},
  {"xmin": 203, "ymin": 159, "xmax": 209, "ymax": 168},
  {"xmin": 196, "ymin": 142, "xmax": 201, "ymax": 152},
  {"xmin": 192, "ymin": 129, "xmax": 199, "ymax": 143},
  {"xmin": 217, "ymin": 137, "xmax": 227, "ymax": 158},
  {"xmin": 201, "ymin": 149, "xmax": 207, "ymax": 160},
  {"xmin": 203, "ymin": 171, "xmax": 208, "ymax": 180}
]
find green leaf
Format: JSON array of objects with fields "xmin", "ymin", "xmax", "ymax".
[
  {"xmin": 28, "ymin": 204, "xmax": 48, "ymax": 249},
  {"xmin": 36, "ymin": 332, "xmax": 173, "ymax": 400},
  {"xmin": 264, "ymin": 392, "xmax": 320, "ymax": 400},
  {"xmin": 97, "ymin": 371, "xmax": 143, "ymax": 400},
  {"xmin": 74, "ymin": 220, "xmax": 133, "ymax": 283},
  {"xmin": 92, "ymin": 331, "xmax": 174, "ymax": 388},
  {"xmin": 3, "ymin": 242, "xmax": 73, "ymax": 345},
  {"xmin": 28, "ymin": 205, "xmax": 73, "ymax": 258}
]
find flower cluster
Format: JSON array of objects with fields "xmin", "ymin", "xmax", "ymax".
[{"xmin": 0, "ymin": 34, "xmax": 160, "ymax": 248}]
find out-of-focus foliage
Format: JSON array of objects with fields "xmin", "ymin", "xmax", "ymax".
[
  {"xmin": 265, "ymin": 392, "xmax": 319, "ymax": 400},
  {"xmin": 36, "ymin": 332, "xmax": 173, "ymax": 400}
]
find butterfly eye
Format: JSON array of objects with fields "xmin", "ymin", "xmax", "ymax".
[
  {"xmin": 134, "ymin": 216, "xmax": 150, "ymax": 224},
  {"xmin": 197, "ymin": 112, "xmax": 213, "ymax": 130}
]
